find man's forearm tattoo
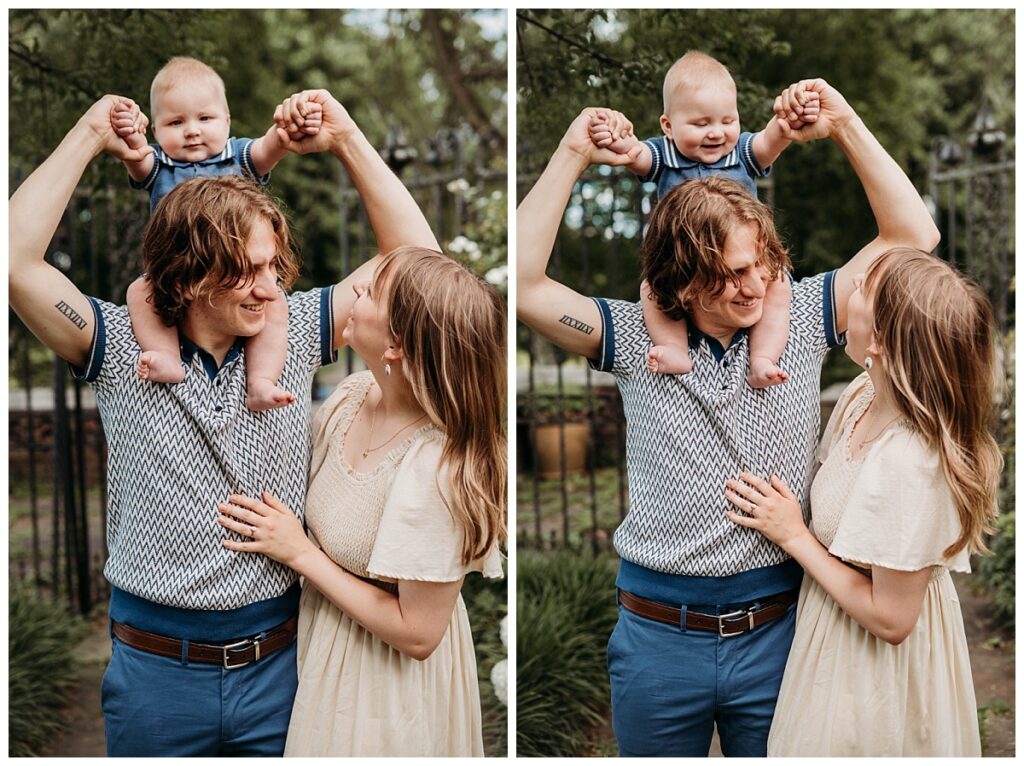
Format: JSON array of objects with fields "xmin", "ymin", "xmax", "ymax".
[
  {"xmin": 55, "ymin": 301, "xmax": 87, "ymax": 330},
  {"xmin": 559, "ymin": 314, "xmax": 594, "ymax": 335}
]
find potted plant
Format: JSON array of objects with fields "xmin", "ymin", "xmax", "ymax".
[{"xmin": 527, "ymin": 385, "xmax": 592, "ymax": 479}]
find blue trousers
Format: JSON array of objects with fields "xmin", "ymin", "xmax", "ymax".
[
  {"xmin": 101, "ymin": 631, "xmax": 298, "ymax": 756},
  {"xmin": 607, "ymin": 595, "xmax": 796, "ymax": 757}
]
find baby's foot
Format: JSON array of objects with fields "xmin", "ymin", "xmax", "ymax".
[
  {"xmin": 247, "ymin": 378, "xmax": 296, "ymax": 412},
  {"xmin": 137, "ymin": 351, "xmax": 185, "ymax": 384},
  {"xmin": 647, "ymin": 345, "xmax": 693, "ymax": 375},
  {"xmin": 748, "ymin": 357, "xmax": 789, "ymax": 389}
]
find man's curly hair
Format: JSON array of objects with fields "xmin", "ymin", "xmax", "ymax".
[
  {"xmin": 640, "ymin": 176, "xmax": 790, "ymax": 321},
  {"xmin": 142, "ymin": 176, "xmax": 300, "ymax": 326}
]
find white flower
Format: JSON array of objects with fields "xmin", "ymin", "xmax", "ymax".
[
  {"xmin": 499, "ymin": 615, "xmax": 508, "ymax": 647},
  {"xmin": 491, "ymin": 659, "xmax": 508, "ymax": 706},
  {"xmin": 485, "ymin": 264, "xmax": 507, "ymax": 286},
  {"xmin": 448, "ymin": 235, "xmax": 481, "ymax": 261},
  {"xmin": 446, "ymin": 178, "xmax": 471, "ymax": 195}
]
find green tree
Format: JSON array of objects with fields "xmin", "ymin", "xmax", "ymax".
[
  {"xmin": 516, "ymin": 9, "xmax": 1014, "ymax": 282},
  {"xmin": 9, "ymin": 9, "xmax": 508, "ymax": 293}
]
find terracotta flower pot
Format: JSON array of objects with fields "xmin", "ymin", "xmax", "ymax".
[{"xmin": 533, "ymin": 422, "xmax": 589, "ymax": 479}]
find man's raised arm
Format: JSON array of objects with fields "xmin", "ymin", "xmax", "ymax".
[
  {"xmin": 776, "ymin": 79, "xmax": 940, "ymax": 333},
  {"xmin": 273, "ymin": 89, "xmax": 440, "ymax": 347},
  {"xmin": 10, "ymin": 96, "xmax": 153, "ymax": 368},
  {"xmin": 517, "ymin": 108, "xmax": 642, "ymax": 360}
]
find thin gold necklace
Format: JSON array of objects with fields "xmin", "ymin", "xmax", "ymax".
[
  {"xmin": 854, "ymin": 403, "xmax": 901, "ymax": 452},
  {"xmin": 361, "ymin": 395, "xmax": 427, "ymax": 459}
]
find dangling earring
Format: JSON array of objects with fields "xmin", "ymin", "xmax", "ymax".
[
  {"xmin": 384, "ymin": 363, "xmax": 392, "ymax": 377},
  {"xmin": 864, "ymin": 355, "xmax": 873, "ymax": 370}
]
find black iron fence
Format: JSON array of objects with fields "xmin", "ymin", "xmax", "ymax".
[
  {"xmin": 928, "ymin": 100, "xmax": 1014, "ymax": 328},
  {"xmin": 9, "ymin": 127, "xmax": 506, "ymax": 614},
  {"xmin": 517, "ymin": 112, "xmax": 1014, "ymax": 553}
]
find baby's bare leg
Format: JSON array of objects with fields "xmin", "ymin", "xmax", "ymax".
[
  {"xmin": 641, "ymin": 280, "xmax": 692, "ymax": 375},
  {"xmin": 747, "ymin": 274, "xmax": 792, "ymax": 389},
  {"xmin": 128, "ymin": 277, "xmax": 185, "ymax": 384},
  {"xmin": 245, "ymin": 295, "xmax": 294, "ymax": 411}
]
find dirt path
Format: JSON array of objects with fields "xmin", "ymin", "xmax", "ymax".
[{"xmin": 43, "ymin": 577, "xmax": 1014, "ymax": 757}]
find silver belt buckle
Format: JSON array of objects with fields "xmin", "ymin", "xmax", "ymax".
[
  {"xmin": 718, "ymin": 608, "xmax": 755, "ymax": 638},
  {"xmin": 222, "ymin": 637, "xmax": 260, "ymax": 669}
]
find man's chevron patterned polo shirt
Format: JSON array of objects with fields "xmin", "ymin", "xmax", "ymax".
[
  {"xmin": 590, "ymin": 272, "xmax": 842, "ymax": 577},
  {"xmin": 73, "ymin": 287, "xmax": 336, "ymax": 610}
]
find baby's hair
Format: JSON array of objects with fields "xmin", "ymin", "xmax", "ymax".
[
  {"xmin": 662, "ymin": 51, "xmax": 735, "ymax": 112},
  {"xmin": 150, "ymin": 56, "xmax": 228, "ymax": 116}
]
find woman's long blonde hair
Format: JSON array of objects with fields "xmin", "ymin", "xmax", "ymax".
[
  {"xmin": 865, "ymin": 248, "xmax": 1002, "ymax": 556},
  {"xmin": 376, "ymin": 247, "xmax": 507, "ymax": 564}
]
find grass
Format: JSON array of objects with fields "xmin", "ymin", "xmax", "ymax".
[
  {"xmin": 516, "ymin": 467, "xmax": 626, "ymax": 547},
  {"xmin": 8, "ymin": 485, "xmax": 107, "ymax": 584},
  {"xmin": 977, "ymin": 699, "xmax": 1014, "ymax": 754}
]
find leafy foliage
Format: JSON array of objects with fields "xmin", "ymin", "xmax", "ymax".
[
  {"xmin": 9, "ymin": 9, "xmax": 507, "ymax": 294},
  {"xmin": 516, "ymin": 9, "xmax": 1014, "ymax": 283},
  {"xmin": 463, "ymin": 564, "xmax": 509, "ymax": 756},
  {"xmin": 8, "ymin": 585, "xmax": 86, "ymax": 757},
  {"xmin": 978, "ymin": 329, "xmax": 1015, "ymax": 623},
  {"xmin": 517, "ymin": 549, "xmax": 619, "ymax": 757}
]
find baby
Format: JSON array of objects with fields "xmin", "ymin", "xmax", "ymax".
[
  {"xmin": 111, "ymin": 56, "xmax": 321, "ymax": 410},
  {"xmin": 590, "ymin": 51, "xmax": 817, "ymax": 387}
]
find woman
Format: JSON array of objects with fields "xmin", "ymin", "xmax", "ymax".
[
  {"xmin": 215, "ymin": 115, "xmax": 506, "ymax": 754},
  {"xmin": 725, "ymin": 247, "xmax": 1000, "ymax": 756}
]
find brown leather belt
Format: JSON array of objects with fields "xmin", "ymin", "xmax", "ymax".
[
  {"xmin": 618, "ymin": 589, "xmax": 797, "ymax": 637},
  {"xmin": 111, "ymin": 616, "xmax": 298, "ymax": 669}
]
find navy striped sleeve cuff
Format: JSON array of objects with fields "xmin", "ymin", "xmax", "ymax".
[
  {"xmin": 739, "ymin": 132, "xmax": 769, "ymax": 177},
  {"xmin": 238, "ymin": 138, "xmax": 271, "ymax": 185},
  {"xmin": 639, "ymin": 138, "xmax": 663, "ymax": 183},
  {"xmin": 587, "ymin": 297, "xmax": 615, "ymax": 372},
  {"xmin": 320, "ymin": 286, "xmax": 338, "ymax": 367},
  {"xmin": 822, "ymin": 270, "xmax": 844, "ymax": 348},
  {"xmin": 68, "ymin": 297, "xmax": 105, "ymax": 382},
  {"xmin": 128, "ymin": 151, "xmax": 161, "ymax": 192}
]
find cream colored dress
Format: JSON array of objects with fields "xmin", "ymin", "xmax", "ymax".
[
  {"xmin": 284, "ymin": 372, "xmax": 504, "ymax": 757},
  {"xmin": 768, "ymin": 374, "xmax": 980, "ymax": 757}
]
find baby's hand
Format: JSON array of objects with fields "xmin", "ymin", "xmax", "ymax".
[
  {"xmin": 774, "ymin": 89, "xmax": 820, "ymax": 130},
  {"xmin": 588, "ymin": 109, "xmax": 641, "ymax": 155},
  {"xmin": 275, "ymin": 98, "xmax": 322, "ymax": 140},
  {"xmin": 111, "ymin": 99, "xmax": 149, "ymax": 150}
]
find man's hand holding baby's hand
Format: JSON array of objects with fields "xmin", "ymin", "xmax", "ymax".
[
  {"xmin": 274, "ymin": 99, "xmax": 323, "ymax": 141},
  {"xmin": 110, "ymin": 99, "xmax": 149, "ymax": 151},
  {"xmin": 774, "ymin": 89, "xmax": 820, "ymax": 131},
  {"xmin": 588, "ymin": 109, "xmax": 642, "ymax": 156}
]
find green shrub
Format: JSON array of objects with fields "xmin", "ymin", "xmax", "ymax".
[
  {"xmin": 978, "ymin": 329, "xmax": 1014, "ymax": 623},
  {"xmin": 9, "ymin": 586, "xmax": 86, "ymax": 757},
  {"xmin": 517, "ymin": 549, "xmax": 619, "ymax": 757},
  {"xmin": 464, "ymin": 565, "xmax": 508, "ymax": 756},
  {"xmin": 979, "ymin": 510, "xmax": 1014, "ymax": 624}
]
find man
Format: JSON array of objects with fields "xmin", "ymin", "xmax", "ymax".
[
  {"xmin": 9, "ymin": 90, "xmax": 439, "ymax": 756},
  {"xmin": 516, "ymin": 79, "xmax": 939, "ymax": 756}
]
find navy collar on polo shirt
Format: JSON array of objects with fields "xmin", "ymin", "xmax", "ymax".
[
  {"xmin": 665, "ymin": 141, "xmax": 741, "ymax": 171},
  {"xmin": 153, "ymin": 140, "xmax": 235, "ymax": 169},
  {"xmin": 179, "ymin": 332, "xmax": 245, "ymax": 380},
  {"xmin": 688, "ymin": 323, "xmax": 746, "ymax": 363}
]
